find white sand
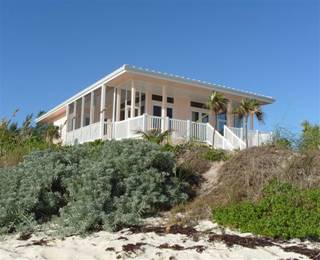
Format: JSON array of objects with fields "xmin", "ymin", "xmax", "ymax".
[{"xmin": 0, "ymin": 221, "xmax": 319, "ymax": 260}]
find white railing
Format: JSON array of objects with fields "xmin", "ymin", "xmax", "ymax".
[
  {"xmin": 228, "ymin": 127, "xmax": 272, "ymax": 147},
  {"xmin": 190, "ymin": 121, "xmax": 207, "ymax": 142},
  {"xmin": 224, "ymin": 125, "xmax": 246, "ymax": 150},
  {"xmin": 169, "ymin": 118, "xmax": 188, "ymax": 139},
  {"xmin": 113, "ymin": 115, "xmax": 145, "ymax": 140},
  {"xmin": 65, "ymin": 114, "xmax": 237, "ymax": 150},
  {"xmin": 228, "ymin": 126, "xmax": 244, "ymax": 140},
  {"xmin": 206, "ymin": 123, "xmax": 233, "ymax": 150},
  {"xmin": 65, "ymin": 122, "xmax": 100, "ymax": 145},
  {"xmin": 147, "ymin": 115, "xmax": 163, "ymax": 131}
]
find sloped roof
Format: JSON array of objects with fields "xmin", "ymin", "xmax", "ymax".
[{"xmin": 36, "ymin": 64, "xmax": 275, "ymax": 122}]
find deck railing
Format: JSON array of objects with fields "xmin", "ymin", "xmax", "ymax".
[
  {"xmin": 224, "ymin": 125, "xmax": 246, "ymax": 150},
  {"xmin": 65, "ymin": 122, "xmax": 100, "ymax": 145},
  {"xmin": 228, "ymin": 126, "xmax": 272, "ymax": 147},
  {"xmin": 65, "ymin": 114, "xmax": 269, "ymax": 150}
]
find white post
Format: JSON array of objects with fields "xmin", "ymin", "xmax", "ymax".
[
  {"xmin": 165, "ymin": 116, "xmax": 169, "ymax": 131},
  {"xmin": 112, "ymin": 87, "xmax": 116, "ymax": 139},
  {"xmin": 138, "ymin": 90, "xmax": 142, "ymax": 116},
  {"xmin": 124, "ymin": 89, "xmax": 128, "ymax": 119},
  {"xmin": 142, "ymin": 113, "xmax": 147, "ymax": 132},
  {"xmin": 187, "ymin": 120, "xmax": 191, "ymax": 140},
  {"xmin": 73, "ymin": 101, "xmax": 77, "ymax": 131},
  {"xmin": 90, "ymin": 91, "xmax": 94, "ymax": 124},
  {"xmin": 131, "ymin": 80, "xmax": 136, "ymax": 118},
  {"xmin": 80, "ymin": 96, "xmax": 85, "ymax": 127},
  {"xmin": 65, "ymin": 104, "xmax": 70, "ymax": 145},
  {"xmin": 100, "ymin": 85, "xmax": 106, "ymax": 138},
  {"xmin": 161, "ymin": 85, "xmax": 167, "ymax": 132},
  {"xmin": 116, "ymin": 88, "xmax": 121, "ymax": 121}
]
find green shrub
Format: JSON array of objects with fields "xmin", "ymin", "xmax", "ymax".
[
  {"xmin": 300, "ymin": 121, "xmax": 320, "ymax": 151},
  {"xmin": 202, "ymin": 149, "xmax": 230, "ymax": 161},
  {"xmin": 213, "ymin": 180, "xmax": 320, "ymax": 239},
  {"xmin": 0, "ymin": 140, "xmax": 189, "ymax": 235}
]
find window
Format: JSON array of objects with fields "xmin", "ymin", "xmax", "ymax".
[
  {"xmin": 167, "ymin": 107, "xmax": 173, "ymax": 118},
  {"xmin": 217, "ymin": 112, "xmax": 227, "ymax": 133},
  {"xmin": 234, "ymin": 115, "xmax": 243, "ymax": 128},
  {"xmin": 192, "ymin": 111, "xmax": 209, "ymax": 123},
  {"xmin": 153, "ymin": 105, "xmax": 161, "ymax": 117},
  {"xmin": 152, "ymin": 95, "xmax": 174, "ymax": 103},
  {"xmin": 192, "ymin": 111, "xmax": 199, "ymax": 122},
  {"xmin": 190, "ymin": 101, "xmax": 206, "ymax": 109},
  {"xmin": 153, "ymin": 106, "xmax": 173, "ymax": 118}
]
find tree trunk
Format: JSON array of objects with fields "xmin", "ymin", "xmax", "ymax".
[
  {"xmin": 212, "ymin": 113, "xmax": 219, "ymax": 149},
  {"xmin": 244, "ymin": 116, "xmax": 248, "ymax": 148},
  {"xmin": 211, "ymin": 112, "xmax": 217, "ymax": 148}
]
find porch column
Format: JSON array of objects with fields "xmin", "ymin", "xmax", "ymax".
[
  {"xmin": 227, "ymin": 101, "xmax": 234, "ymax": 127},
  {"xmin": 250, "ymin": 113, "xmax": 254, "ymax": 130},
  {"xmin": 100, "ymin": 84, "xmax": 106, "ymax": 137},
  {"xmin": 73, "ymin": 101, "xmax": 77, "ymax": 131},
  {"xmin": 145, "ymin": 90, "xmax": 152, "ymax": 115},
  {"xmin": 124, "ymin": 89, "xmax": 128, "ymax": 119},
  {"xmin": 111, "ymin": 87, "xmax": 116, "ymax": 140},
  {"xmin": 116, "ymin": 88, "xmax": 121, "ymax": 121},
  {"xmin": 66, "ymin": 103, "xmax": 70, "ymax": 131},
  {"xmin": 90, "ymin": 91, "xmax": 95, "ymax": 124},
  {"xmin": 112, "ymin": 87, "xmax": 116, "ymax": 123},
  {"xmin": 130, "ymin": 80, "xmax": 136, "ymax": 118},
  {"xmin": 80, "ymin": 96, "xmax": 85, "ymax": 127},
  {"xmin": 161, "ymin": 85, "xmax": 167, "ymax": 131},
  {"xmin": 161, "ymin": 85, "xmax": 167, "ymax": 117}
]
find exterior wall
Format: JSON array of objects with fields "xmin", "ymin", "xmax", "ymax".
[
  {"xmin": 52, "ymin": 113, "xmax": 67, "ymax": 144},
  {"xmin": 173, "ymin": 96, "xmax": 190, "ymax": 120}
]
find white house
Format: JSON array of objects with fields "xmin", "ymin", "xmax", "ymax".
[{"xmin": 36, "ymin": 65, "xmax": 275, "ymax": 150}]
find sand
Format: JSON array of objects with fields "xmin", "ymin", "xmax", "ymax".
[{"xmin": 0, "ymin": 220, "xmax": 319, "ymax": 260}]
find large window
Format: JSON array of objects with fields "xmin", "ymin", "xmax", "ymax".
[
  {"xmin": 192, "ymin": 111, "xmax": 209, "ymax": 123},
  {"xmin": 234, "ymin": 114, "xmax": 243, "ymax": 128},
  {"xmin": 217, "ymin": 112, "xmax": 227, "ymax": 133},
  {"xmin": 119, "ymin": 89, "xmax": 145, "ymax": 120}
]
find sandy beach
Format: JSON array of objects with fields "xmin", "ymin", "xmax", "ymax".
[{"xmin": 1, "ymin": 220, "xmax": 319, "ymax": 260}]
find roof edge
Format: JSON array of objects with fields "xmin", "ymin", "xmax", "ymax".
[
  {"xmin": 35, "ymin": 65, "xmax": 127, "ymax": 123},
  {"xmin": 124, "ymin": 65, "xmax": 275, "ymax": 104},
  {"xmin": 37, "ymin": 64, "xmax": 275, "ymax": 123}
]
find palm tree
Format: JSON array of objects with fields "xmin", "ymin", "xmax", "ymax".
[
  {"xmin": 136, "ymin": 129, "xmax": 171, "ymax": 145},
  {"xmin": 234, "ymin": 99, "xmax": 264, "ymax": 148},
  {"xmin": 206, "ymin": 91, "xmax": 228, "ymax": 147}
]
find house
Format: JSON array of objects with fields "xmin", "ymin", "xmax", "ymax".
[{"xmin": 36, "ymin": 65, "xmax": 275, "ymax": 150}]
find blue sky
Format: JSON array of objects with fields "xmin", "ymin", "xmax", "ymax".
[{"xmin": 0, "ymin": 0, "xmax": 319, "ymax": 132}]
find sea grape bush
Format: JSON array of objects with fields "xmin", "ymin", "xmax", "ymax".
[
  {"xmin": 0, "ymin": 139, "xmax": 189, "ymax": 235},
  {"xmin": 213, "ymin": 180, "xmax": 320, "ymax": 239}
]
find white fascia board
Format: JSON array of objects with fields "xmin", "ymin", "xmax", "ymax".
[{"xmin": 35, "ymin": 65, "xmax": 127, "ymax": 123}]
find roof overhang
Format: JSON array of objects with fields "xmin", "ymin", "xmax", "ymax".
[{"xmin": 36, "ymin": 64, "xmax": 275, "ymax": 123}]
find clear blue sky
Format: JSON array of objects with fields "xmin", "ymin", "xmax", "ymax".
[{"xmin": 0, "ymin": 0, "xmax": 319, "ymax": 132}]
